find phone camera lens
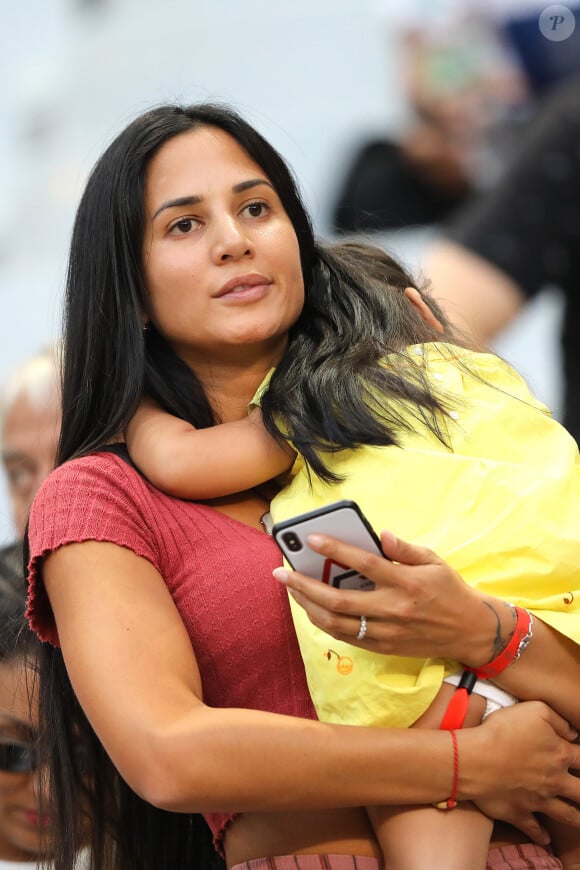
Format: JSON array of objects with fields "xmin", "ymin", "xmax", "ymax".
[{"xmin": 282, "ymin": 531, "xmax": 302, "ymax": 552}]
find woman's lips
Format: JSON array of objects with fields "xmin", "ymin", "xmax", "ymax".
[
  {"xmin": 215, "ymin": 273, "xmax": 271, "ymax": 298},
  {"xmin": 22, "ymin": 809, "xmax": 51, "ymax": 827}
]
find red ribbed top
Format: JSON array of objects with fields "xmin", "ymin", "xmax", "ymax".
[{"xmin": 27, "ymin": 451, "xmax": 317, "ymax": 853}]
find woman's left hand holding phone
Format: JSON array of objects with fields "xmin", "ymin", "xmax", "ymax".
[
  {"xmin": 273, "ymin": 530, "xmax": 580, "ymax": 724},
  {"xmin": 273, "ymin": 529, "xmax": 500, "ymax": 665}
]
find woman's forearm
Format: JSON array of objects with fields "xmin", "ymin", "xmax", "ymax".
[
  {"xmin": 129, "ymin": 700, "xmax": 580, "ymax": 819},
  {"xmin": 491, "ymin": 616, "xmax": 580, "ymax": 728},
  {"xmin": 445, "ymin": 595, "xmax": 580, "ymax": 726},
  {"xmin": 138, "ymin": 707, "xmax": 456, "ymax": 812}
]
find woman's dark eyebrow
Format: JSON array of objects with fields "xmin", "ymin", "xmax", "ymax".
[
  {"xmin": 233, "ymin": 178, "xmax": 273, "ymax": 194},
  {"xmin": 152, "ymin": 179, "xmax": 273, "ymax": 221},
  {"xmin": 152, "ymin": 195, "xmax": 201, "ymax": 220}
]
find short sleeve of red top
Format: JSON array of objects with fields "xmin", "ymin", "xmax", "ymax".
[{"xmin": 26, "ymin": 450, "xmax": 317, "ymax": 854}]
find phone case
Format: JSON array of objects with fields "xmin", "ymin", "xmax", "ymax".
[{"xmin": 272, "ymin": 499, "xmax": 382, "ymax": 590}]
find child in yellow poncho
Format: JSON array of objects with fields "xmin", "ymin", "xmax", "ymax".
[{"xmin": 126, "ymin": 241, "xmax": 580, "ymax": 870}]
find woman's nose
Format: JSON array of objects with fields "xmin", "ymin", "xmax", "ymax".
[{"xmin": 211, "ymin": 216, "xmax": 254, "ymax": 263}]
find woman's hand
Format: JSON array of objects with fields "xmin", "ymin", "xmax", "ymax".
[
  {"xmin": 273, "ymin": 529, "xmax": 580, "ymax": 726},
  {"xmin": 273, "ymin": 529, "xmax": 507, "ymax": 667},
  {"xmin": 464, "ymin": 702, "xmax": 580, "ymax": 844}
]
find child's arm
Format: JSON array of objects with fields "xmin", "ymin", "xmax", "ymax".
[{"xmin": 125, "ymin": 400, "xmax": 295, "ymax": 500}]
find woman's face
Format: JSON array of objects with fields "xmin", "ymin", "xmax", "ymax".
[
  {"xmin": 0, "ymin": 658, "xmax": 51, "ymax": 861},
  {"xmin": 142, "ymin": 125, "xmax": 305, "ymax": 373}
]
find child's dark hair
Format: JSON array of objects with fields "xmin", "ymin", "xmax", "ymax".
[{"xmin": 261, "ymin": 239, "xmax": 467, "ymax": 481}]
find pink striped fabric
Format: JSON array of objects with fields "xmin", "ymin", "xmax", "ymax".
[
  {"xmin": 487, "ymin": 843, "xmax": 562, "ymax": 868},
  {"xmin": 231, "ymin": 858, "xmax": 380, "ymax": 870},
  {"xmin": 231, "ymin": 845, "xmax": 562, "ymax": 870}
]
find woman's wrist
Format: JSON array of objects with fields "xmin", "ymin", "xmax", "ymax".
[
  {"xmin": 467, "ymin": 607, "xmax": 533, "ymax": 680},
  {"xmin": 454, "ymin": 725, "xmax": 495, "ymax": 803},
  {"xmin": 458, "ymin": 597, "xmax": 521, "ymax": 670}
]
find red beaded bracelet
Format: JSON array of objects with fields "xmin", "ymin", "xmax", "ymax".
[{"xmin": 467, "ymin": 605, "xmax": 533, "ymax": 681}]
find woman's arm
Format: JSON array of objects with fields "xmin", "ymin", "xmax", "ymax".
[
  {"xmin": 43, "ymin": 539, "xmax": 580, "ymax": 837},
  {"xmin": 274, "ymin": 531, "xmax": 580, "ymax": 728},
  {"xmin": 125, "ymin": 401, "xmax": 294, "ymax": 499}
]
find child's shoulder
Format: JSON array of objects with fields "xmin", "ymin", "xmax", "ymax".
[{"xmin": 421, "ymin": 343, "xmax": 548, "ymax": 410}]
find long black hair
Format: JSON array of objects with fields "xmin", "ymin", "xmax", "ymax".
[
  {"xmin": 37, "ymin": 102, "xmax": 468, "ymax": 870},
  {"xmin": 262, "ymin": 239, "xmax": 465, "ymax": 480},
  {"xmin": 41, "ymin": 102, "xmax": 318, "ymax": 870}
]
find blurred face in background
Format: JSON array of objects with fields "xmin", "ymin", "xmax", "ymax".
[
  {"xmin": 1, "ymin": 382, "xmax": 61, "ymax": 538},
  {"xmin": 0, "ymin": 656, "xmax": 52, "ymax": 860}
]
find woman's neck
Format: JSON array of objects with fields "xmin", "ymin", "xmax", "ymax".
[{"xmin": 192, "ymin": 358, "xmax": 275, "ymax": 423}]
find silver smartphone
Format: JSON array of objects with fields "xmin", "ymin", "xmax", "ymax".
[{"xmin": 272, "ymin": 499, "xmax": 383, "ymax": 590}]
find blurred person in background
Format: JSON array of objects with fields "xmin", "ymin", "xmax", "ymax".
[
  {"xmin": 0, "ymin": 567, "xmax": 88, "ymax": 869},
  {"xmin": 0, "ymin": 347, "xmax": 61, "ymax": 578},
  {"xmin": 0, "ymin": 554, "xmax": 27, "ymax": 619},
  {"xmin": 423, "ymin": 73, "xmax": 580, "ymax": 443},
  {"xmin": 0, "ymin": 584, "xmax": 50, "ymax": 869},
  {"xmin": 0, "ymin": 362, "xmax": 86, "ymax": 868},
  {"xmin": 332, "ymin": 0, "xmax": 580, "ymax": 232}
]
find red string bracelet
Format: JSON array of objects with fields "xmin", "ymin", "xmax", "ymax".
[
  {"xmin": 434, "ymin": 609, "xmax": 533, "ymax": 808},
  {"xmin": 434, "ymin": 729, "xmax": 459, "ymax": 810}
]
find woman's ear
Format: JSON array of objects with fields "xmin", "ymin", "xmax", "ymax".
[{"xmin": 404, "ymin": 287, "xmax": 444, "ymax": 333}]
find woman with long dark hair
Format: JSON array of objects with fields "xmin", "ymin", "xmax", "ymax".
[
  {"xmin": 25, "ymin": 104, "xmax": 580, "ymax": 870},
  {"xmin": 124, "ymin": 236, "xmax": 580, "ymax": 867}
]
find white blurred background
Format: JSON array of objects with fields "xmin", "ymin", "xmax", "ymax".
[{"xmin": 0, "ymin": 0, "xmax": 563, "ymax": 543}]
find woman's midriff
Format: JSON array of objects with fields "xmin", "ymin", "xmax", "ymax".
[
  {"xmin": 224, "ymin": 808, "xmax": 383, "ymax": 867},
  {"xmin": 224, "ymin": 811, "xmax": 531, "ymax": 868}
]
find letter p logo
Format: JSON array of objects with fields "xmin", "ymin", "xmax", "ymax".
[{"xmin": 539, "ymin": 5, "xmax": 576, "ymax": 41}]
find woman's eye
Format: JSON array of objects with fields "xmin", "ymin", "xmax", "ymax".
[
  {"xmin": 169, "ymin": 217, "xmax": 199, "ymax": 235},
  {"xmin": 5, "ymin": 463, "xmax": 34, "ymax": 496},
  {"xmin": 242, "ymin": 202, "xmax": 269, "ymax": 218}
]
